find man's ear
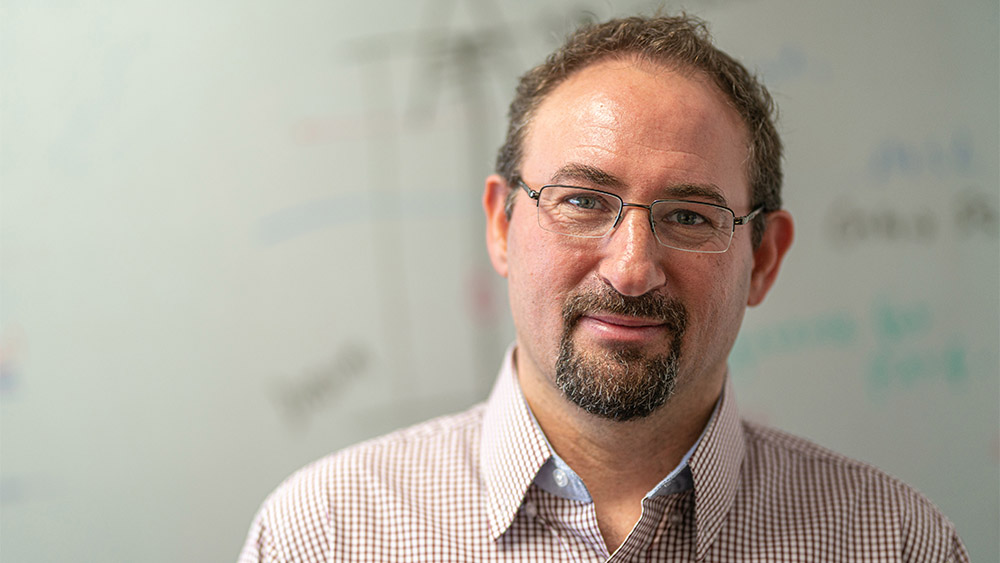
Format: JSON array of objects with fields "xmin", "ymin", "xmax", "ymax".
[
  {"xmin": 747, "ymin": 210, "xmax": 794, "ymax": 307},
  {"xmin": 483, "ymin": 174, "xmax": 512, "ymax": 278}
]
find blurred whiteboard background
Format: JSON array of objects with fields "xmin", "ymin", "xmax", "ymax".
[{"xmin": 1, "ymin": 0, "xmax": 997, "ymax": 561}]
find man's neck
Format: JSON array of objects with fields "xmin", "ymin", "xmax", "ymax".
[{"xmin": 516, "ymin": 357, "xmax": 724, "ymax": 553}]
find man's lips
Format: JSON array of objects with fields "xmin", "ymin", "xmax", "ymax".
[
  {"xmin": 584, "ymin": 314, "xmax": 667, "ymax": 328},
  {"xmin": 577, "ymin": 314, "xmax": 670, "ymax": 342},
  {"xmin": 561, "ymin": 290, "xmax": 687, "ymax": 346}
]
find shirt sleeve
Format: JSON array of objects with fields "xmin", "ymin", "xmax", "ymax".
[
  {"xmin": 237, "ymin": 505, "xmax": 278, "ymax": 563},
  {"xmin": 948, "ymin": 529, "xmax": 970, "ymax": 563},
  {"xmin": 894, "ymin": 478, "xmax": 969, "ymax": 563},
  {"xmin": 235, "ymin": 465, "xmax": 336, "ymax": 563}
]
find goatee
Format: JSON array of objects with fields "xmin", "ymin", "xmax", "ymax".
[{"xmin": 555, "ymin": 287, "xmax": 687, "ymax": 421}]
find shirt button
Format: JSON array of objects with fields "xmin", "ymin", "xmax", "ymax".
[
  {"xmin": 553, "ymin": 468, "xmax": 569, "ymax": 487},
  {"xmin": 523, "ymin": 501, "xmax": 538, "ymax": 518}
]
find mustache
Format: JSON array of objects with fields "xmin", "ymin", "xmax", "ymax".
[{"xmin": 561, "ymin": 286, "xmax": 688, "ymax": 335}]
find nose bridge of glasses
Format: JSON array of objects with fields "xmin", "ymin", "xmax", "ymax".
[
  {"xmin": 612, "ymin": 201, "xmax": 660, "ymax": 245},
  {"xmin": 614, "ymin": 201, "xmax": 654, "ymax": 227}
]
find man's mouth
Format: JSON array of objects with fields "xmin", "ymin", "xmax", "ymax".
[
  {"xmin": 561, "ymin": 286, "xmax": 688, "ymax": 345},
  {"xmin": 576, "ymin": 313, "xmax": 672, "ymax": 343},
  {"xmin": 585, "ymin": 313, "xmax": 667, "ymax": 328}
]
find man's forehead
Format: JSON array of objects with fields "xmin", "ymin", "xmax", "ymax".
[
  {"xmin": 533, "ymin": 58, "xmax": 742, "ymax": 135},
  {"xmin": 521, "ymin": 59, "xmax": 751, "ymax": 203}
]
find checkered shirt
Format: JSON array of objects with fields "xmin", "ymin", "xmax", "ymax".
[{"xmin": 239, "ymin": 349, "xmax": 968, "ymax": 562}]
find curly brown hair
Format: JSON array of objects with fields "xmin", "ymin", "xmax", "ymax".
[{"xmin": 495, "ymin": 15, "xmax": 782, "ymax": 247}]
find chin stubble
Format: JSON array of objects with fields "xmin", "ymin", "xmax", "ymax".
[{"xmin": 554, "ymin": 288, "xmax": 687, "ymax": 422}]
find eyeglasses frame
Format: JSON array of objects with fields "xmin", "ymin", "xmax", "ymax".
[{"xmin": 516, "ymin": 179, "xmax": 764, "ymax": 254}]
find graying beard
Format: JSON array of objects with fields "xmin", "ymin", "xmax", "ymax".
[
  {"xmin": 553, "ymin": 287, "xmax": 687, "ymax": 421},
  {"xmin": 555, "ymin": 339, "xmax": 679, "ymax": 421}
]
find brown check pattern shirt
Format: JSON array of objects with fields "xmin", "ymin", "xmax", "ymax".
[{"xmin": 239, "ymin": 349, "xmax": 967, "ymax": 562}]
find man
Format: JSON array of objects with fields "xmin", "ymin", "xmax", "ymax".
[{"xmin": 240, "ymin": 15, "xmax": 966, "ymax": 562}]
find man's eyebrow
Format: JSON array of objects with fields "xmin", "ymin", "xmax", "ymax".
[
  {"xmin": 549, "ymin": 163, "xmax": 625, "ymax": 189},
  {"xmin": 549, "ymin": 163, "xmax": 731, "ymax": 207},
  {"xmin": 662, "ymin": 183, "xmax": 729, "ymax": 207}
]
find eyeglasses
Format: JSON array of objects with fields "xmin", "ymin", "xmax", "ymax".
[{"xmin": 518, "ymin": 180, "xmax": 763, "ymax": 253}]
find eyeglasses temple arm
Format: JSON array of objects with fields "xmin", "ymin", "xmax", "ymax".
[
  {"xmin": 517, "ymin": 179, "xmax": 541, "ymax": 200},
  {"xmin": 734, "ymin": 205, "xmax": 765, "ymax": 226}
]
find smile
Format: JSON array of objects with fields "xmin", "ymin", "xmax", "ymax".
[{"xmin": 577, "ymin": 314, "xmax": 670, "ymax": 343}]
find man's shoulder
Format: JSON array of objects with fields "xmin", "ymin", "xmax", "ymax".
[
  {"xmin": 274, "ymin": 401, "xmax": 487, "ymax": 496},
  {"xmin": 737, "ymin": 419, "xmax": 966, "ymax": 560},
  {"xmin": 741, "ymin": 419, "xmax": 874, "ymax": 466},
  {"xmin": 239, "ymin": 403, "xmax": 490, "ymax": 562},
  {"xmin": 742, "ymin": 420, "xmax": 910, "ymax": 485},
  {"xmin": 741, "ymin": 419, "xmax": 930, "ymax": 501}
]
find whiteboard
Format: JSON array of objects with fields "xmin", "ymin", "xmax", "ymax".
[{"xmin": 1, "ymin": 0, "xmax": 996, "ymax": 561}]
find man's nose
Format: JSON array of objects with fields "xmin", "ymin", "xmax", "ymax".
[{"xmin": 597, "ymin": 206, "xmax": 667, "ymax": 296}]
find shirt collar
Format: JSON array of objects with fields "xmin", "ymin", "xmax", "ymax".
[
  {"xmin": 479, "ymin": 346, "xmax": 552, "ymax": 540},
  {"xmin": 532, "ymin": 391, "xmax": 721, "ymax": 502},
  {"xmin": 688, "ymin": 376, "xmax": 746, "ymax": 560},
  {"xmin": 479, "ymin": 345, "xmax": 746, "ymax": 553}
]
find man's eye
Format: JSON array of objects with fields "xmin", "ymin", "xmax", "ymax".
[
  {"xmin": 668, "ymin": 209, "xmax": 708, "ymax": 225},
  {"xmin": 565, "ymin": 195, "xmax": 605, "ymax": 210}
]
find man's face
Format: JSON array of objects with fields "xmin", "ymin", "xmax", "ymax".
[{"xmin": 486, "ymin": 58, "xmax": 776, "ymax": 419}]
